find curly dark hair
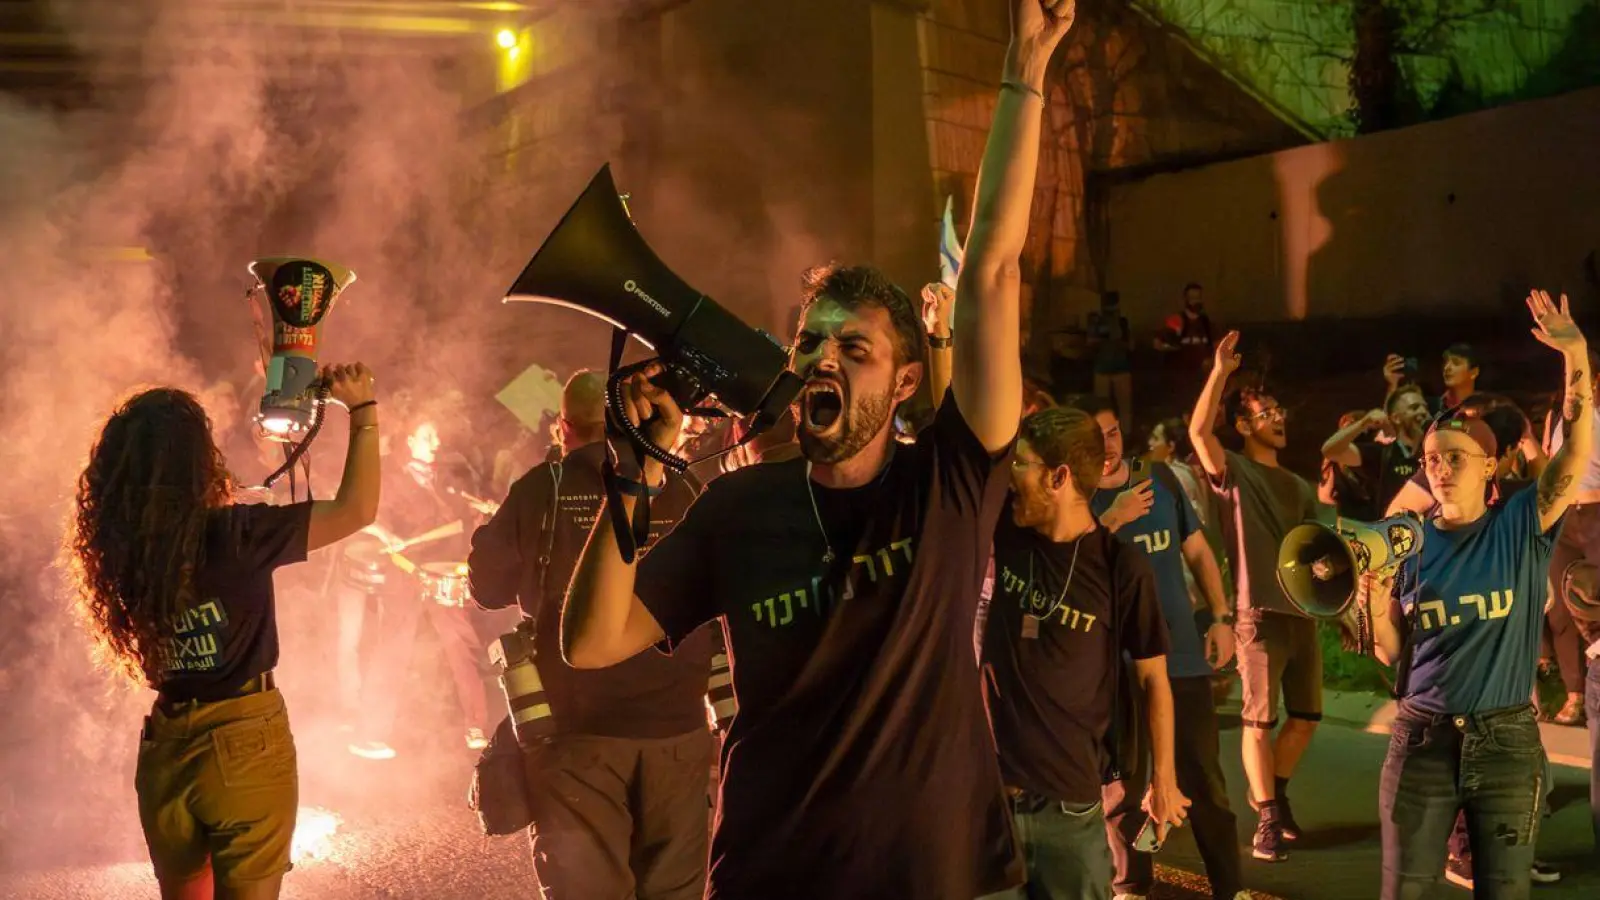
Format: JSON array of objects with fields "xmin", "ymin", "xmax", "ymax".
[
  {"xmin": 66, "ymin": 388, "xmax": 232, "ymax": 687},
  {"xmin": 1019, "ymin": 406, "xmax": 1105, "ymax": 501},
  {"xmin": 798, "ymin": 263, "xmax": 926, "ymax": 367}
]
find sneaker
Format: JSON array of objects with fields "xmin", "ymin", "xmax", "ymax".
[
  {"xmin": 1252, "ymin": 812, "xmax": 1289, "ymax": 862},
  {"xmin": 1277, "ymin": 794, "xmax": 1303, "ymax": 842},
  {"xmin": 348, "ymin": 740, "xmax": 396, "ymax": 760},
  {"xmin": 1112, "ymin": 895, "xmax": 1147, "ymax": 900},
  {"xmin": 465, "ymin": 727, "xmax": 489, "ymax": 751},
  {"xmin": 1444, "ymin": 854, "xmax": 1473, "ymax": 890},
  {"xmin": 1530, "ymin": 859, "xmax": 1561, "ymax": 884}
]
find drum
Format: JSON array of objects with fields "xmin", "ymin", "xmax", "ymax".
[
  {"xmin": 340, "ymin": 538, "xmax": 390, "ymax": 593},
  {"xmin": 420, "ymin": 562, "xmax": 472, "ymax": 609}
]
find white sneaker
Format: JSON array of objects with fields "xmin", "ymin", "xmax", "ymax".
[
  {"xmin": 348, "ymin": 740, "xmax": 396, "ymax": 760},
  {"xmin": 465, "ymin": 727, "xmax": 489, "ymax": 751}
]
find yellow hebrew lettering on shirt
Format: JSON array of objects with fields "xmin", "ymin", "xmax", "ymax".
[
  {"xmin": 1418, "ymin": 598, "xmax": 1449, "ymax": 630},
  {"xmin": 1461, "ymin": 594, "xmax": 1488, "ymax": 621},
  {"xmin": 1487, "ymin": 590, "xmax": 1513, "ymax": 619}
]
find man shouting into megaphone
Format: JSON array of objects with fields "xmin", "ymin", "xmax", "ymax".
[{"xmin": 558, "ymin": 3, "xmax": 1077, "ymax": 897}]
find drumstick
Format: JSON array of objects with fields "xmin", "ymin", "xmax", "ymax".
[{"xmin": 387, "ymin": 520, "xmax": 465, "ymax": 553}]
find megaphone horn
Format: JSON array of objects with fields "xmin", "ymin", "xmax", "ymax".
[
  {"xmin": 503, "ymin": 164, "xmax": 804, "ymax": 472},
  {"xmin": 1277, "ymin": 514, "xmax": 1425, "ymax": 656},
  {"xmin": 249, "ymin": 256, "xmax": 356, "ymax": 441}
]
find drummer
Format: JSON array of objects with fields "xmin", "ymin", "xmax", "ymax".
[{"xmin": 343, "ymin": 413, "xmax": 491, "ymax": 759}]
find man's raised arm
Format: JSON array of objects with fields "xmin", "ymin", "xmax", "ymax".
[
  {"xmin": 561, "ymin": 370, "xmax": 675, "ymax": 669},
  {"xmin": 952, "ymin": 0, "xmax": 1074, "ymax": 452},
  {"xmin": 1188, "ymin": 330, "xmax": 1240, "ymax": 479}
]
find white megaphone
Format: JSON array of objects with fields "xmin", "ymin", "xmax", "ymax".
[{"xmin": 1277, "ymin": 514, "xmax": 1425, "ymax": 655}]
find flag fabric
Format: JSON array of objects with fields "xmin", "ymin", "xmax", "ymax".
[{"xmin": 939, "ymin": 195, "xmax": 964, "ymax": 290}]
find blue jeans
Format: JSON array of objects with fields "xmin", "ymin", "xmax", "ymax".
[
  {"xmin": 1380, "ymin": 703, "xmax": 1545, "ymax": 900},
  {"xmin": 978, "ymin": 796, "xmax": 1111, "ymax": 900}
]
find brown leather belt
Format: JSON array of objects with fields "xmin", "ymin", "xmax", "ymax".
[{"xmin": 155, "ymin": 670, "xmax": 276, "ymax": 715}]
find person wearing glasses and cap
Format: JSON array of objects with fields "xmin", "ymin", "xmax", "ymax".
[{"xmin": 1363, "ymin": 290, "xmax": 1590, "ymax": 899}]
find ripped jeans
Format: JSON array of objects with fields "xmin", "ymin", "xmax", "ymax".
[{"xmin": 1379, "ymin": 702, "xmax": 1544, "ymax": 900}]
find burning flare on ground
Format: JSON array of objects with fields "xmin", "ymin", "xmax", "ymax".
[{"xmin": 291, "ymin": 806, "xmax": 342, "ymax": 863}]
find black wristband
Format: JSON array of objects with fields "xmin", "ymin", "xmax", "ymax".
[
  {"xmin": 348, "ymin": 400, "xmax": 377, "ymax": 414},
  {"xmin": 928, "ymin": 334, "xmax": 954, "ymax": 350}
]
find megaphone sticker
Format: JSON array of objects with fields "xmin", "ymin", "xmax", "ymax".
[
  {"xmin": 270, "ymin": 260, "xmax": 339, "ymax": 327},
  {"xmin": 1388, "ymin": 524, "xmax": 1416, "ymax": 557}
]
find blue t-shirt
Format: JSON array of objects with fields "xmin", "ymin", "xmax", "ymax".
[
  {"xmin": 1092, "ymin": 461, "xmax": 1207, "ymax": 678},
  {"xmin": 1397, "ymin": 487, "xmax": 1558, "ymax": 714}
]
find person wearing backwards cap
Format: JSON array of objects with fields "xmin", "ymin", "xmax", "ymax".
[{"xmin": 1362, "ymin": 290, "xmax": 1591, "ymax": 899}]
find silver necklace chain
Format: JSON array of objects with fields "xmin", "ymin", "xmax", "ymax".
[
  {"xmin": 804, "ymin": 461, "xmax": 835, "ymax": 564},
  {"xmin": 1024, "ymin": 531, "xmax": 1084, "ymax": 621}
]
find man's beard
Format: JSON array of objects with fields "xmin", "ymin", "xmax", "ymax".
[{"xmin": 799, "ymin": 387, "xmax": 895, "ymax": 465}]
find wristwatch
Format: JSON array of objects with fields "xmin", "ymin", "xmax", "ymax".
[
  {"xmin": 1198, "ymin": 609, "xmax": 1235, "ymax": 630},
  {"xmin": 928, "ymin": 333, "xmax": 954, "ymax": 350}
]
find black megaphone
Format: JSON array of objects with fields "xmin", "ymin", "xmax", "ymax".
[{"xmin": 503, "ymin": 164, "xmax": 803, "ymax": 472}]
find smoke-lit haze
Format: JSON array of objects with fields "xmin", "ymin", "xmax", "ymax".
[
  {"xmin": 0, "ymin": 0, "xmax": 611, "ymax": 875},
  {"xmin": 0, "ymin": 0, "xmax": 856, "ymax": 881}
]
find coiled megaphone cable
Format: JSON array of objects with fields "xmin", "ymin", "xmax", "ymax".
[{"xmin": 254, "ymin": 380, "xmax": 332, "ymax": 490}]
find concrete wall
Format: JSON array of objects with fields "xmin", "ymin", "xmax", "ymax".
[{"xmin": 1103, "ymin": 85, "xmax": 1600, "ymax": 333}]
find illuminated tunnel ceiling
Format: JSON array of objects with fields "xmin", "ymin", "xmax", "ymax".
[{"xmin": 1134, "ymin": 0, "xmax": 1600, "ymax": 138}]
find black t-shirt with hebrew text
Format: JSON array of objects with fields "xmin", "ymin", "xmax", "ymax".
[
  {"xmin": 981, "ymin": 510, "xmax": 1168, "ymax": 805},
  {"xmin": 636, "ymin": 393, "xmax": 1022, "ymax": 900},
  {"xmin": 156, "ymin": 502, "xmax": 312, "ymax": 702}
]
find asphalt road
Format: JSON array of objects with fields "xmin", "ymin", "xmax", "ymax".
[{"xmin": 1, "ymin": 712, "xmax": 1594, "ymax": 898}]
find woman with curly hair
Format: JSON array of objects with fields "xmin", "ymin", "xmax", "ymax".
[{"xmin": 67, "ymin": 362, "xmax": 380, "ymax": 900}]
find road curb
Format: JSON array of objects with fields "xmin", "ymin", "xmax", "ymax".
[{"xmin": 1218, "ymin": 685, "xmax": 1592, "ymax": 770}]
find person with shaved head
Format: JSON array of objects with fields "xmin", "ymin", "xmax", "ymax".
[{"xmin": 468, "ymin": 369, "xmax": 716, "ymax": 900}]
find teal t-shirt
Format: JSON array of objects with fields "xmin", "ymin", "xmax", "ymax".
[
  {"xmin": 1397, "ymin": 487, "xmax": 1559, "ymax": 714},
  {"xmin": 1092, "ymin": 462, "xmax": 1207, "ymax": 678}
]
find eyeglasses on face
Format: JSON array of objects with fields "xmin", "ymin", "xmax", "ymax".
[
  {"xmin": 1248, "ymin": 407, "xmax": 1287, "ymax": 424},
  {"xmin": 1011, "ymin": 458, "xmax": 1046, "ymax": 472},
  {"xmin": 1423, "ymin": 449, "xmax": 1487, "ymax": 471}
]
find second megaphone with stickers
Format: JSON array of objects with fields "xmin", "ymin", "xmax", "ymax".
[{"xmin": 1277, "ymin": 514, "xmax": 1425, "ymax": 654}]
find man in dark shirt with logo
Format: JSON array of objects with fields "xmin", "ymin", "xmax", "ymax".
[
  {"xmin": 980, "ymin": 406, "xmax": 1186, "ymax": 900},
  {"xmin": 1189, "ymin": 331, "xmax": 1324, "ymax": 862},
  {"xmin": 1321, "ymin": 383, "xmax": 1430, "ymax": 521},
  {"xmin": 469, "ymin": 370, "xmax": 714, "ymax": 900},
  {"xmin": 557, "ymin": 5, "xmax": 1076, "ymax": 896},
  {"xmin": 1073, "ymin": 396, "xmax": 1244, "ymax": 900}
]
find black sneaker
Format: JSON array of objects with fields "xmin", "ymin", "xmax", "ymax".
[
  {"xmin": 1444, "ymin": 854, "xmax": 1473, "ymax": 890},
  {"xmin": 1278, "ymin": 794, "xmax": 1303, "ymax": 842},
  {"xmin": 1252, "ymin": 811, "xmax": 1289, "ymax": 862}
]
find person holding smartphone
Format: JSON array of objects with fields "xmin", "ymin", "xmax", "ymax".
[{"xmin": 67, "ymin": 363, "xmax": 380, "ymax": 900}]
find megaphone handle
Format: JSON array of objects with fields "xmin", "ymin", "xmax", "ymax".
[
  {"xmin": 258, "ymin": 382, "xmax": 332, "ymax": 490},
  {"xmin": 604, "ymin": 362, "xmax": 691, "ymax": 474}
]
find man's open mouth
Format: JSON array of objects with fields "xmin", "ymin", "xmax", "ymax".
[{"xmin": 802, "ymin": 380, "xmax": 845, "ymax": 432}]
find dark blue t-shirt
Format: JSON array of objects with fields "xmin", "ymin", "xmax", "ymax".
[
  {"xmin": 1091, "ymin": 461, "xmax": 1207, "ymax": 678},
  {"xmin": 1397, "ymin": 487, "xmax": 1558, "ymax": 714}
]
